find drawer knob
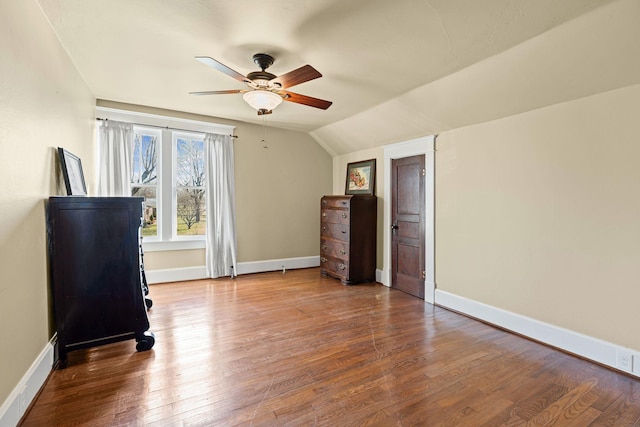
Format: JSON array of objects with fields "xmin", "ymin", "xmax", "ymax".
[
  {"xmin": 322, "ymin": 212, "xmax": 326, "ymax": 217},
  {"xmin": 322, "ymin": 200, "xmax": 327, "ymax": 205},
  {"xmin": 341, "ymin": 213, "xmax": 347, "ymax": 218},
  {"xmin": 341, "ymin": 230, "xmax": 347, "ymax": 234},
  {"xmin": 322, "ymin": 226, "xmax": 326, "ymax": 232},
  {"xmin": 321, "ymin": 257, "xmax": 327, "ymax": 262},
  {"xmin": 339, "ymin": 263, "xmax": 346, "ymax": 270},
  {"xmin": 321, "ymin": 244, "xmax": 327, "ymax": 250},
  {"xmin": 340, "ymin": 250, "xmax": 346, "ymax": 255}
]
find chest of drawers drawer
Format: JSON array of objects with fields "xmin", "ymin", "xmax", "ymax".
[
  {"xmin": 321, "ymin": 197, "xmax": 350, "ymax": 209},
  {"xmin": 321, "ymin": 208, "xmax": 350, "ymax": 224},
  {"xmin": 321, "ymin": 239, "xmax": 349, "ymax": 261},
  {"xmin": 320, "ymin": 257, "xmax": 349, "ymax": 280},
  {"xmin": 321, "ymin": 222, "xmax": 350, "ymax": 241}
]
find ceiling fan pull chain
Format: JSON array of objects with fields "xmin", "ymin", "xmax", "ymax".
[{"xmin": 261, "ymin": 115, "xmax": 269, "ymax": 149}]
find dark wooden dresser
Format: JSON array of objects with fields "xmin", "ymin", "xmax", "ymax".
[
  {"xmin": 320, "ymin": 195, "xmax": 377, "ymax": 284},
  {"xmin": 47, "ymin": 196, "xmax": 155, "ymax": 367}
]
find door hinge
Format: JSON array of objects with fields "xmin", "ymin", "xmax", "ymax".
[{"xmin": 422, "ymin": 168, "xmax": 426, "ymax": 176}]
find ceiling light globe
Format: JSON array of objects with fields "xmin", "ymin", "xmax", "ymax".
[{"xmin": 243, "ymin": 90, "xmax": 283, "ymax": 112}]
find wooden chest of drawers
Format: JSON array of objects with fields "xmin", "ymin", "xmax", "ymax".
[{"xmin": 320, "ymin": 195, "xmax": 377, "ymax": 284}]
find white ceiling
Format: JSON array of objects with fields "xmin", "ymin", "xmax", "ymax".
[{"xmin": 37, "ymin": 0, "xmax": 640, "ymax": 154}]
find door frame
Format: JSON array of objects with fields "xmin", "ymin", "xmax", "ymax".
[{"xmin": 383, "ymin": 135, "xmax": 435, "ymax": 303}]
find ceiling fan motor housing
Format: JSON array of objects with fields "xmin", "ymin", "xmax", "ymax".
[
  {"xmin": 246, "ymin": 70, "xmax": 277, "ymax": 83},
  {"xmin": 248, "ymin": 53, "xmax": 278, "ymax": 87}
]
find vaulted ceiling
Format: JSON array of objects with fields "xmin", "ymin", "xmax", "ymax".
[{"xmin": 38, "ymin": 0, "xmax": 640, "ymax": 155}]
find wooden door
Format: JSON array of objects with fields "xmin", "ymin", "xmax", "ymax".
[{"xmin": 391, "ymin": 155, "xmax": 425, "ymax": 299}]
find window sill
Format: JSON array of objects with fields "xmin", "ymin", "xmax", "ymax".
[{"xmin": 142, "ymin": 239, "xmax": 205, "ymax": 252}]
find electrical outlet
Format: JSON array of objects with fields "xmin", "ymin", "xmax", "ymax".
[{"xmin": 616, "ymin": 349, "xmax": 633, "ymax": 372}]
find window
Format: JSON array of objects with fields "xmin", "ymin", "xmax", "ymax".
[
  {"xmin": 131, "ymin": 127, "xmax": 160, "ymax": 238},
  {"xmin": 132, "ymin": 127, "xmax": 207, "ymax": 241},
  {"xmin": 174, "ymin": 133, "xmax": 206, "ymax": 237},
  {"xmin": 131, "ymin": 126, "xmax": 208, "ymax": 243}
]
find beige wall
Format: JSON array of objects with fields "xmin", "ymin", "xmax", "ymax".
[
  {"xmin": 332, "ymin": 148, "xmax": 384, "ymax": 268},
  {"xmin": 234, "ymin": 123, "xmax": 332, "ymax": 261},
  {"xmin": 436, "ymin": 83, "xmax": 640, "ymax": 351},
  {"xmin": 0, "ymin": 0, "xmax": 95, "ymax": 405},
  {"xmin": 97, "ymin": 101, "xmax": 333, "ymax": 268},
  {"xmin": 143, "ymin": 249, "xmax": 205, "ymax": 271}
]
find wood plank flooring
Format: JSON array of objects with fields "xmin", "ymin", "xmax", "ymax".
[{"xmin": 20, "ymin": 268, "xmax": 640, "ymax": 426}]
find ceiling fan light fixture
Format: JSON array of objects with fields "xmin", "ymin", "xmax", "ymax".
[{"xmin": 243, "ymin": 90, "xmax": 283, "ymax": 112}]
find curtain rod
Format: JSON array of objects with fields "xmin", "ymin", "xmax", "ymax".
[{"xmin": 95, "ymin": 117, "xmax": 237, "ymax": 138}]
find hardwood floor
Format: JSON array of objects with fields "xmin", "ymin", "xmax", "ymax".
[{"xmin": 20, "ymin": 268, "xmax": 640, "ymax": 426}]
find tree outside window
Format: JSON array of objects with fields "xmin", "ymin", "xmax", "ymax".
[{"xmin": 175, "ymin": 136, "xmax": 206, "ymax": 236}]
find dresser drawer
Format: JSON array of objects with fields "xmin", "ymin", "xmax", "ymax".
[
  {"xmin": 321, "ymin": 208, "xmax": 350, "ymax": 224},
  {"xmin": 321, "ymin": 239, "xmax": 349, "ymax": 261},
  {"xmin": 321, "ymin": 222, "xmax": 349, "ymax": 241},
  {"xmin": 320, "ymin": 257, "xmax": 349, "ymax": 280},
  {"xmin": 321, "ymin": 197, "xmax": 351, "ymax": 209}
]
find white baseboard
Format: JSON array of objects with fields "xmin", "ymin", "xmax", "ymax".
[
  {"xmin": 146, "ymin": 256, "xmax": 320, "ymax": 284},
  {"xmin": 435, "ymin": 290, "xmax": 640, "ymax": 377},
  {"xmin": 235, "ymin": 256, "xmax": 319, "ymax": 275},
  {"xmin": 0, "ymin": 338, "xmax": 55, "ymax": 427},
  {"xmin": 146, "ymin": 266, "xmax": 207, "ymax": 284},
  {"xmin": 376, "ymin": 269, "xmax": 383, "ymax": 284}
]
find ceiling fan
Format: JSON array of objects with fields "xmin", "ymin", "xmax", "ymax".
[{"xmin": 190, "ymin": 53, "xmax": 332, "ymax": 116}]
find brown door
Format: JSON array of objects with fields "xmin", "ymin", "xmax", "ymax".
[{"xmin": 391, "ymin": 155, "xmax": 425, "ymax": 299}]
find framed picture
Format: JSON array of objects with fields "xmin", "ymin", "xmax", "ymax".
[
  {"xmin": 345, "ymin": 158, "xmax": 376, "ymax": 196},
  {"xmin": 58, "ymin": 147, "xmax": 87, "ymax": 196}
]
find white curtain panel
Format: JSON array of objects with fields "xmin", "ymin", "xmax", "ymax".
[
  {"xmin": 205, "ymin": 133, "xmax": 238, "ymax": 278},
  {"xmin": 97, "ymin": 120, "xmax": 134, "ymax": 196}
]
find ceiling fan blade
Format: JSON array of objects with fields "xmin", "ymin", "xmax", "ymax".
[
  {"xmin": 281, "ymin": 91, "xmax": 332, "ymax": 110},
  {"xmin": 272, "ymin": 65, "xmax": 322, "ymax": 89},
  {"xmin": 189, "ymin": 90, "xmax": 243, "ymax": 96},
  {"xmin": 195, "ymin": 56, "xmax": 248, "ymax": 83}
]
